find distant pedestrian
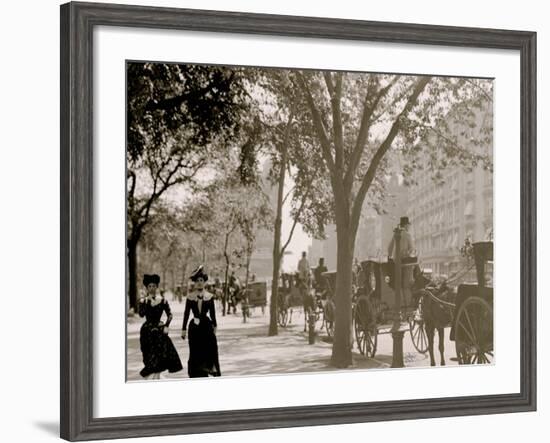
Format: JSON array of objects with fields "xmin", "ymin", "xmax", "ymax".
[
  {"xmin": 138, "ymin": 274, "xmax": 183, "ymax": 379},
  {"xmin": 228, "ymin": 271, "xmax": 241, "ymax": 314},
  {"xmin": 181, "ymin": 266, "xmax": 221, "ymax": 378}
]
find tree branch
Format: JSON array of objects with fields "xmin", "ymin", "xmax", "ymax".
[
  {"xmin": 350, "ymin": 76, "xmax": 431, "ymax": 234},
  {"xmin": 344, "ymin": 75, "xmax": 401, "ymax": 191},
  {"xmin": 280, "ymin": 186, "xmax": 311, "ymax": 256},
  {"xmin": 282, "ymin": 185, "xmax": 295, "ymax": 206},
  {"xmin": 295, "ymin": 72, "xmax": 336, "ymax": 175},
  {"xmin": 324, "ymin": 72, "xmax": 345, "ymax": 177},
  {"xmin": 464, "ymin": 78, "xmax": 493, "ymax": 103},
  {"xmin": 134, "ymin": 153, "xmax": 206, "ymax": 235},
  {"xmin": 127, "ymin": 170, "xmax": 137, "ymax": 220},
  {"xmin": 421, "ymin": 123, "xmax": 491, "ymax": 167}
]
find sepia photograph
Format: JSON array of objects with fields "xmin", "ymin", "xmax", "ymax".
[{"xmin": 125, "ymin": 61, "xmax": 494, "ymax": 381}]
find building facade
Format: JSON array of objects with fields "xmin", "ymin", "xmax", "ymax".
[
  {"xmin": 407, "ymin": 106, "xmax": 493, "ymax": 277},
  {"xmin": 407, "ymin": 164, "xmax": 493, "ymax": 276}
]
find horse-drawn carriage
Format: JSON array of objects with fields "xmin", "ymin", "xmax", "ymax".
[
  {"xmin": 240, "ymin": 282, "xmax": 267, "ymax": 322},
  {"xmin": 241, "ymin": 281, "xmax": 268, "ymax": 321},
  {"xmin": 276, "ymin": 271, "xmax": 328, "ymax": 337},
  {"xmin": 319, "ymin": 272, "xmax": 338, "ymax": 337},
  {"xmin": 451, "ymin": 241, "xmax": 493, "ymax": 364},
  {"xmin": 277, "ymin": 273, "xmax": 306, "ymax": 327},
  {"xmin": 352, "ymin": 258, "xmax": 425, "ymax": 358},
  {"xmin": 353, "ymin": 241, "xmax": 494, "ymax": 365}
]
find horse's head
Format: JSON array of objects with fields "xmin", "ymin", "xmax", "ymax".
[{"xmin": 412, "ymin": 265, "xmax": 433, "ymax": 290}]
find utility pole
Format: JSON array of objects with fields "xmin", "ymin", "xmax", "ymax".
[{"xmin": 391, "ymin": 226, "xmax": 405, "ymax": 368}]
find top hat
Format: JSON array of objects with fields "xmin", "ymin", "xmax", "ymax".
[{"xmin": 399, "ymin": 216, "xmax": 410, "ymax": 227}]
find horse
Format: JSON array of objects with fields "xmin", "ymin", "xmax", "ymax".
[
  {"xmin": 294, "ymin": 272, "xmax": 314, "ymax": 332},
  {"xmin": 412, "ymin": 267, "xmax": 453, "ymax": 366}
]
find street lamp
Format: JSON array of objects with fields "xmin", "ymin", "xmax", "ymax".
[{"xmin": 391, "ymin": 226, "xmax": 405, "ymax": 368}]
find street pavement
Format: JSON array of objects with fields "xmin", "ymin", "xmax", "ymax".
[{"xmin": 127, "ymin": 296, "xmax": 457, "ymax": 381}]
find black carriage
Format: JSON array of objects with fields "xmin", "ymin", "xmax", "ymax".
[
  {"xmin": 319, "ymin": 272, "xmax": 338, "ymax": 338},
  {"xmin": 277, "ymin": 273, "xmax": 305, "ymax": 327},
  {"xmin": 241, "ymin": 281, "xmax": 267, "ymax": 321},
  {"xmin": 353, "ymin": 258, "xmax": 428, "ymax": 358},
  {"xmin": 450, "ymin": 241, "xmax": 493, "ymax": 364}
]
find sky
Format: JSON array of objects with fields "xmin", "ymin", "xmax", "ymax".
[{"xmin": 279, "ymin": 176, "xmax": 312, "ymax": 273}]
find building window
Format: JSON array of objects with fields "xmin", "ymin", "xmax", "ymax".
[
  {"xmin": 466, "ymin": 172, "xmax": 474, "ymax": 191},
  {"xmin": 464, "ymin": 199, "xmax": 474, "ymax": 219}
]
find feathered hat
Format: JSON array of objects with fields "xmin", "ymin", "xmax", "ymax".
[{"xmin": 190, "ymin": 265, "xmax": 208, "ymax": 282}]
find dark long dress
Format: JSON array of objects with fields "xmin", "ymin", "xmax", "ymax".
[
  {"xmin": 138, "ymin": 296, "xmax": 183, "ymax": 377},
  {"xmin": 182, "ymin": 291, "xmax": 221, "ymax": 377}
]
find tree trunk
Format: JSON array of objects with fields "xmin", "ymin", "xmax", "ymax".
[
  {"xmin": 223, "ymin": 232, "xmax": 231, "ymax": 316},
  {"xmin": 269, "ymin": 252, "xmax": 282, "ymax": 336},
  {"xmin": 170, "ymin": 268, "xmax": 175, "ymax": 292},
  {"xmin": 181, "ymin": 259, "xmax": 188, "ymax": 298},
  {"xmin": 330, "ymin": 221, "xmax": 355, "ymax": 368},
  {"xmin": 245, "ymin": 248, "xmax": 251, "ymax": 290},
  {"xmin": 127, "ymin": 237, "xmax": 139, "ymax": 313},
  {"xmin": 268, "ymin": 144, "xmax": 287, "ymax": 336}
]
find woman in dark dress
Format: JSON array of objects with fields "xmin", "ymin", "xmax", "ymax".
[
  {"xmin": 181, "ymin": 266, "xmax": 221, "ymax": 377},
  {"xmin": 138, "ymin": 274, "xmax": 183, "ymax": 379}
]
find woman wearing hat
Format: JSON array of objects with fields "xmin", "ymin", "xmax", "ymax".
[
  {"xmin": 138, "ymin": 274, "xmax": 183, "ymax": 379},
  {"xmin": 181, "ymin": 266, "xmax": 221, "ymax": 377}
]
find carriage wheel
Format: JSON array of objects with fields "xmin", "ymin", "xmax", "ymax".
[
  {"xmin": 354, "ymin": 297, "xmax": 377, "ymax": 357},
  {"xmin": 454, "ymin": 296, "xmax": 493, "ymax": 365},
  {"xmin": 354, "ymin": 316, "xmax": 378, "ymax": 358},
  {"xmin": 409, "ymin": 296, "xmax": 429, "ymax": 354},
  {"xmin": 356, "ymin": 324, "xmax": 378, "ymax": 358},
  {"xmin": 278, "ymin": 307, "xmax": 289, "ymax": 327}
]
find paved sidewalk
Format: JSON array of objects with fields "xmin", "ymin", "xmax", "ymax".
[{"xmin": 127, "ymin": 300, "xmax": 387, "ymax": 381}]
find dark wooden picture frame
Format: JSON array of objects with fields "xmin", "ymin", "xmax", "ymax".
[{"xmin": 60, "ymin": 1, "xmax": 536, "ymax": 441}]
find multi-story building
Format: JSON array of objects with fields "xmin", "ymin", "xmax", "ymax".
[
  {"xmin": 407, "ymin": 164, "xmax": 493, "ymax": 276},
  {"xmin": 407, "ymin": 106, "xmax": 493, "ymax": 277}
]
